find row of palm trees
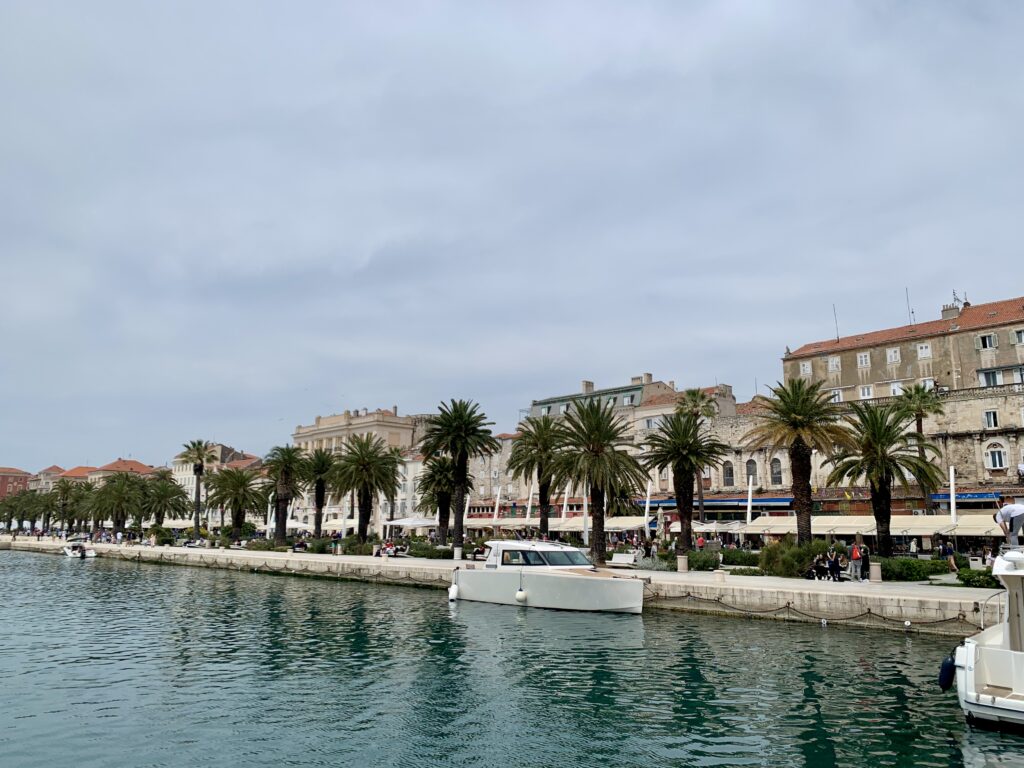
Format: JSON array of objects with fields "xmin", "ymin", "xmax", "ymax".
[{"xmin": 0, "ymin": 470, "xmax": 191, "ymax": 535}]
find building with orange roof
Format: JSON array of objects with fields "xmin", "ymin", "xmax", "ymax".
[
  {"xmin": 88, "ymin": 459, "xmax": 156, "ymax": 485},
  {"xmin": 58, "ymin": 466, "xmax": 97, "ymax": 483},
  {"xmin": 28, "ymin": 465, "xmax": 65, "ymax": 494},
  {"xmin": 0, "ymin": 467, "xmax": 31, "ymax": 499}
]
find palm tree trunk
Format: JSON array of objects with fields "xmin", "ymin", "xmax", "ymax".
[
  {"xmin": 790, "ymin": 438, "xmax": 813, "ymax": 546},
  {"xmin": 437, "ymin": 492, "xmax": 451, "ymax": 544},
  {"xmin": 590, "ymin": 485, "xmax": 606, "ymax": 565},
  {"xmin": 357, "ymin": 486, "xmax": 372, "ymax": 542},
  {"xmin": 193, "ymin": 469, "xmax": 202, "ymax": 538},
  {"xmin": 675, "ymin": 463, "xmax": 696, "ymax": 553},
  {"xmin": 452, "ymin": 453, "xmax": 468, "ymax": 551},
  {"xmin": 696, "ymin": 470, "xmax": 706, "ymax": 524},
  {"xmin": 274, "ymin": 494, "xmax": 289, "ymax": 545},
  {"xmin": 538, "ymin": 477, "xmax": 551, "ymax": 537},
  {"xmin": 871, "ymin": 478, "xmax": 893, "ymax": 557},
  {"xmin": 314, "ymin": 479, "xmax": 325, "ymax": 538}
]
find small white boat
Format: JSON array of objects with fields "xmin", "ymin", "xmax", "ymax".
[
  {"xmin": 948, "ymin": 549, "xmax": 1024, "ymax": 729},
  {"xmin": 62, "ymin": 542, "xmax": 97, "ymax": 559},
  {"xmin": 448, "ymin": 540, "xmax": 645, "ymax": 614}
]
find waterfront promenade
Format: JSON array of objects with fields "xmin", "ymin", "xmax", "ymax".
[{"xmin": 1, "ymin": 537, "xmax": 1001, "ymax": 636}]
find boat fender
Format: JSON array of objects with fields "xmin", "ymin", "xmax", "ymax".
[
  {"xmin": 515, "ymin": 589, "xmax": 527, "ymax": 604},
  {"xmin": 938, "ymin": 653, "xmax": 956, "ymax": 692},
  {"xmin": 448, "ymin": 584, "xmax": 459, "ymax": 602}
]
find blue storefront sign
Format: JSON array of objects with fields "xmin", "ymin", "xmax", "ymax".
[{"xmin": 930, "ymin": 492, "xmax": 1002, "ymax": 501}]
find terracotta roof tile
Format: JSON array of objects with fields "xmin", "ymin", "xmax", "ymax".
[
  {"xmin": 59, "ymin": 466, "xmax": 96, "ymax": 479},
  {"xmin": 224, "ymin": 457, "xmax": 261, "ymax": 470},
  {"xmin": 93, "ymin": 458, "xmax": 154, "ymax": 475},
  {"xmin": 789, "ymin": 296, "xmax": 1024, "ymax": 358},
  {"xmin": 0, "ymin": 467, "xmax": 30, "ymax": 476},
  {"xmin": 37, "ymin": 465, "xmax": 65, "ymax": 475}
]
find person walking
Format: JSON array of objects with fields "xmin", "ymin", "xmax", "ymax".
[
  {"xmin": 849, "ymin": 541, "xmax": 863, "ymax": 582},
  {"xmin": 994, "ymin": 496, "xmax": 1024, "ymax": 547},
  {"xmin": 827, "ymin": 547, "xmax": 841, "ymax": 582},
  {"xmin": 944, "ymin": 541, "xmax": 958, "ymax": 573}
]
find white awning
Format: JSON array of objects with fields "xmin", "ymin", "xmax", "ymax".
[
  {"xmin": 384, "ymin": 517, "xmax": 437, "ymax": 528},
  {"xmin": 464, "ymin": 517, "xmax": 540, "ymax": 529},
  {"xmin": 605, "ymin": 516, "xmax": 650, "ymax": 531}
]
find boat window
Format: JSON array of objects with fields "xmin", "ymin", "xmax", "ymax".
[
  {"xmin": 540, "ymin": 550, "xmax": 592, "ymax": 566},
  {"xmin": 501, "ymin": 550, "xmax": 527, "ymax": 565},
  {"xmin": 521, "ymin": 551, "xmax": 546, "ymax": 565}
]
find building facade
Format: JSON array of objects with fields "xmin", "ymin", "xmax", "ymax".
[
  {"xmin": 28, "ymin": 465, "xmax": 65, "ymax": 494},
  {"xmin": 0, "ymin": 468, "xmax": 31, "ymax": 499}
]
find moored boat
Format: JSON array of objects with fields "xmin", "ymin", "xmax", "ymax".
[
  {"xmin": 448, "ymin": 540, "xmax": 645, "ymax": 614},
  {"xmin": 62, "ymin": 542, "xmax": 96, "ymax": 559},
  {"xmin": 948, "ymin": 549, "xmax": 1024, "ymax": 728}
]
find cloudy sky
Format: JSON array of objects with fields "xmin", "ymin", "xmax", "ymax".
[{"xmin": 2, "ymin": 2, "xmax": 1023, "ymax": 471}]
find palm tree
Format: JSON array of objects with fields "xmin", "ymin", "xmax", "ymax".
[
  {"xmin": 826, "ymin": 402, "xmax": 944, "ymax": 556},
  {"xmin": 53, "ymin": 478, "xmax": 77, "ymax": 530},
  {"xmin": 304, "ymin": 448, "xmax": 338, "ymax": 538},
  {"xmin": 744, "ymin": 380, "xmax": 849, "ymax": 545},
  {"xmin": 180, "ymin": 440, "xmax": 218, "ymax": 538},
  {"xmin": 420, "ymin": 400, "xmax": 500, "ymax": 552},
  {"xmin": 897, "ymin": 384, "xmax": 945, "ymax": 457},
  {"xmin": 644, "ymin": 412, "xmax": 730, "ymax": 553},
  {"xmin": 507, "ymin": 415, "xmax": 566, "ymax": 538},
  {"xmin": 205, "ymin": 468, "xmax": 267, "ymax": 538},
  {"xmin": 676, "ymin": 388, "xmax": 719, "ymax": 523},
  {"xmin": 416, "ymin": 456, "xmax": 469, "ymax": 544},
  {"xmin": 69, "ymin": 482, "xmax": 94, "ymax": 532},
  {"xmin": 332, "ymin": 434, "xmax": 401, "ymax": 543},
  {"xmin": 143, "ymin": 476, "xmax": 190, "ymax": 528},
  {"xmin": 93, "ymin": 473, "xmax": 145, "ymax": 533},
  {"xmin": 551, "ymin": 399, "xmax": 647, "ymax": 565},
  {"xmin": 264, "ymin": 445, "xmax": 307, "ymax": 546}
]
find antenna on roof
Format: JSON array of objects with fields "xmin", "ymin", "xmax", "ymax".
[
  {"xmin": 832, "ymin": 304, "xmax": 840, "ymax": 341},
  {"xmin": 905, "ymin": 287, "xmax": 914, "ymax": 326}
]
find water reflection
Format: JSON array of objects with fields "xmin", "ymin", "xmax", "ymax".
[{"xmin": 1, "ymin": 551, "xmax": 1022, "ymax": 767}]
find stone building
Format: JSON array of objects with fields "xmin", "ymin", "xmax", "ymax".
[
  {"xmin": 28, "ymin": 465, "xmax": 65, "ymax": 494},
  {"xmin": 0, "ymin": 468, "xmax": 31, "ymax": 499},
  {"xmin": 171, "ymin": 445, "xmax": 260, "ymax": 512},
  {"xmin": 292, "ymin": 406, "xmax": 429, "ymax": 454}
]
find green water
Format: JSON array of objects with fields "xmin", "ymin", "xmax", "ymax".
[{"xmin": 1, "ymin": 551, "xmax": 1022, "ymax": 767}]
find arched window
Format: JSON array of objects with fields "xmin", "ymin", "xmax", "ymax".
[
  {"xmin": 722, "ymin": 462, "xmax": 734, "ymax": 487},
  {"xmin": 746, "ymin": 459, "xmax": 758, "ymax": 484},
  {"xmin": 770, "ymin": 458, "xmax": 783, "ymax": 486},
  {"xmin": 986, "ymin": 442, "xmax": 1008, "ymax": 470}
]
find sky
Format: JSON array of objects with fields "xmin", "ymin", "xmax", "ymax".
[{"xmin": 2, "ymin": 1, "xmax": 1023, "ymax": 472}]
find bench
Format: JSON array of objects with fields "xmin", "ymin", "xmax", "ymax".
[{"xmin": 609, "ymin": 552, "xmax": 638, "ymax": 568}]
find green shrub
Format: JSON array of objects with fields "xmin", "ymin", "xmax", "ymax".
[
  {"xmin": 239, "ymin": 521, "xmax": 257, "ymax": 538},
  {"xmin": 720, "ymin": 549, "xmax": 760, "ymax": 567},
  {"xmin": 149, "ymin": 525, "xmax": 175, "ymax": 547},
  {"xmin": 337, "ymin": 536, "xmax": 374, "ymax": 556},
  {"xmin": 880, "ymin": 557, "xmax": 951, "ymax": 582},
  {"xmin": 408, "ymin": 542, "xmax": 454, "ymax": 559},
  {"xmin": 245, "ymin": 539, "xmax": 278, "ymax": 551},
  {"xmin": 759, "ymin": 536, "xmax": 845, "ymax": 578},
  {"xmin": 957, "ymin": 569, "xmax": 1003, "ymax": 589},
  {"xmin": 306, "ymin": 538, "xmax": 334, "ymax": 554},
  {"xmin": 730, "ymin": 567, "xmax": 765, "ymax": 576},
  {"xmin": 686, "ymin": 551, "xmax": 720, "ymax": 571}
]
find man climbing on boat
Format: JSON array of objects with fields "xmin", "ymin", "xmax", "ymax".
[{"xmin": 994, "ymin": 495, "xmax": 1024, "ymax": 546}]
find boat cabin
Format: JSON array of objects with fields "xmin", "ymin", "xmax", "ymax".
[{"xmin": 482, "ymin": 540, "xmax": 593, "ymax": 570}]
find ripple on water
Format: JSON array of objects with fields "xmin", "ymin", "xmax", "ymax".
[{"xmin": 2, "ymin": 550, "xmax": 1023, "ymax": 767}]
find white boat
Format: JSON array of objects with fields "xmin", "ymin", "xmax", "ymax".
[
  {"xmin": 949, "ymin": 549, "xmax": 1024, "ymax": 728},
  {"xmin": 448, "ymin": 540, "xmax": 645, "ymax": 614},
  {"xmin": 62, "ymin": 542, "xmax": 97, "ymax": 558}
]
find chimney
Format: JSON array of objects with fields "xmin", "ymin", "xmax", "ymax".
[
  {"xmin": 393, "ymin": 405, "xmax": 398, "ymax": 416},
  {"xmin": 630, "ymin": 375, "xmax": 643, "ymax": 385},
  {"xmin": 362, "ymin": 408, "xmax": 368, "ymax": 416},
  {"xmin": 581, "ymin": 380, "xmax": 594, "ymax": 394},
  {"xmin": 668, "ymin": 380, "xmax": 675, "ymax": 390},
  {"xmin": 941, "ymin": 303, "xmax": 960, "ymax": 320},
  {"xmin": 642, "ymin": 372, "xmax": 653, "ymax": 384}
]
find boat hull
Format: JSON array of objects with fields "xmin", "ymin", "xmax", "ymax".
[{"xmin": 453, "ymin": 567, "xmax": 643, "ymax": 614}]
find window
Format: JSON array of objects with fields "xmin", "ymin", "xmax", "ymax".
[
  {"xmin": 799, "ymin": 361, "xmax": 812, "ymax": 376},
  {"xmin": 540, "ymin": 406, "xmax": 550, "ymax": 416},
  {"xmin": 491, "ymin": 469, "xmax": 499, "ymax": 479},
  {"xmin": 1015, "ymin": 330, "xmax": 1024, "ymax": 345},
  {"xmin": 828, "ymin": 356, "xmax": 841, "ymax": 372},
  {"xmin": 980, "ymin": 371, "xmax": 1003, "ymax": 387},
  {"xmin": 890, "ymin": 382, "xmax": 904, "ymax": 396},
  {"xmin": 607, "ymin": 397, "xmax": 617, "ymax": 407},
  {"xmin": 1013, "ymin": 368, "xmax": 1024, "ymax": 385},
  {"xmin": 985, "ymin": 410, "xmax": 999, "ymax": 429},
  {"xmin": 986, "ymin": 444, "xmax": 1007, "ymax": 470},
  {"xmin": 830, "ymin": 389, "xmax": 843, "ymax": 403},
  {"xmin": 645, "ymin": 418, "xmax": 655, "ymax": 429},
  {"xmin": 623, "ymin": 395, "xmax": 634, "ymax": 406},
  {"xmin": 921, "ymin": 378, "xmax": 935, "ymax": 390},
  {"xmin": 886, "ymin": 347, "xmax": 901, "ymax": 364},
  {"xmin": 770, "ymin": 458, "xmax": 783, "ymax": 486},
  {"xmin": 559, "ymin": 404, "xmax": 568, "ymax": 414},
  {"xmin": 978, "ymin": 334, "xmax": 998, "ymax": 350},
  {"xmin": 857, "ymin": 352, "xmax": 870, "ymax": 368},
  {"xmin": 745, "ymin": 459, "xmax": 758, "ymax": 484},
  {"xmin": 859, "ymin": 385, "xmax": 873, "ymax": 399},
  {"xmin": 917, "ymin": 342, "xmax": 932, "ymax": 360},
  {"xmin": 722, "ymin": 462, "xmax": 734, "ymax": 486}
]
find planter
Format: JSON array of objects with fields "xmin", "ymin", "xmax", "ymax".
[
  {"xmin": 713, "ymin": 569, "xmax": 727, "ymax": 583},
  {"xmin": 453, "ymin": 546, "xmax": 463, "ymax": 561},
  {"xmin": 869, "ymin": 561, "xmax": 882, "ymax": 583},
  {"xmin": 677, "ymin": 555, "xmax": 689, "ymax": 573}
]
